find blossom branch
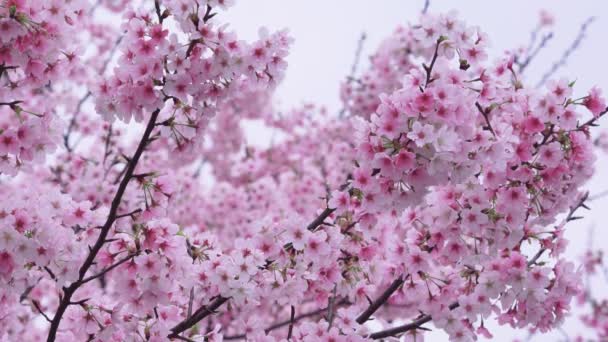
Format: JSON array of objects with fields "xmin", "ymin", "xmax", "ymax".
[
  {"xmin": 369, "ymin": 192, "xmax": 592, "ymax": 339},
  {"xmin": 169, "ymin": 204, "xmax": 339, "ymax": 339},
  {"xmin": 423, "ymin": 37, "xmax": 443, "ymax": 87},
  {"xmin": 369, "ymin": 302, "xmax": 459, "ymax": 339},
  {"xmin": 307, "ymin": 207, "xmax": 336, "ymax": 232},
  {"xmin": 224, "ymin": 299, "xmax": 350, "ymax": 340},
  {"xmin": 46, "ymin": 108, "xmax": 160, "ymax": 342},
  {"xmin": 63, "ymin": 91, "xmax": 91, "ymax": 152},
  {"xmin": 64, "ymin": 34, "xmax": 123, "ymax": 152},
  {"xmin": 575, "ymin": 107, "xmax": 608, "ymax": 131},
  {"xmin": 80, "ymin": 251, "xmax": 139, "ymax": 284},
  {"xmin": 33, "ymin": 300, "xmax": 52, "ymax": 323},
  {"xmin": 356, "ymin": 275, "xmax": 405, "ymax": 324},
  {"xmin": 168, "ymin": 296, "xmax": 230, "ymax": 339},
  {"xmin": 475, "ymin": 102, "xmax": 497, "ymax": 137}
]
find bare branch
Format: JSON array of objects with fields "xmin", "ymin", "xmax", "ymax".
[
  {"xmin": 536, "ymin": 17, "xmax": 595, "ymax": 88},
  {"xmin": 421, "ymin": 0, "xmax": 430, "ymax": 14},
  {"xmin": 33, "ymin": 300, "xmax": 52, "ymax": 323},
  {"xmin": 356, "ymin": 275, "xmax": 405, "ymax": 324},
  {"xmin": 287, "ymin": 305, "xmax": 296, "ymax": 340},
  {"xmin": 369, "ymin": 302, "xmax": 459, "ymax": 339},
  {"xmin": 307, "ymin": 207, "xmax": 335, "ymax": 232},
  {"xmin": 518, "ymin": 32, "xmax": 553, "ymax": 73}
]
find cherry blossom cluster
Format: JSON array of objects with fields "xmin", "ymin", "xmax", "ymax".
[
  {"xmin": 0, "ymin": 0, "xmax": 90, "ymax": 174},
  {"xmin": 0, "ymin": 180, "xmax": 103, "ymax": 338},
  {"xmin": 94, "ymin": 1, "xmax": 291, "ymax": 163},
  {"xmin": 0, "ymin": 3, "xmax": 606, "ymax": 342},
  {"xmin": 329, "ymin": 12, "xmax": 604, "ymax": 341}
]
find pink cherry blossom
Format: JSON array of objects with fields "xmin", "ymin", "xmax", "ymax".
[{"xmin": 0, "ymin": 3, "xmax": 605, "ymax": 342}]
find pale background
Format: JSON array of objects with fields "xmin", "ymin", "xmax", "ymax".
[{"xmin": 222, "ymin": 1, "xmax": 608, "ymax": 341}]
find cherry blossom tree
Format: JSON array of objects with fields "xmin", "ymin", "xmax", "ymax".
[{"xmin": 0, "ymin": 1, "xmax": 606, "ymax": 342}]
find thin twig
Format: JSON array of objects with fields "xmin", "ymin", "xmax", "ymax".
[
  {"xmin": 423, "ymin": 38, "xmax": 443, "ymax": 87},
  {"xmin": 33, "ymin": 301, "xmax": 53, "ymax": 323},
  {"xmin": 369, "ymin": 302, "xmax": 459, "ymax": 339},
  {"xmin": 63, "ymin": 91, "xmax": 91, "ymax": 152},
  {"xmin": 80, "ymin": 252, "xmax": 139, "ymax": 284},
  {"xmin": 518, "ymin": 32, "xmax": 553, "ymax": 73},
  {"xmin": 339, "ymin": 32, "xmax": 367, "ymax": 117},
  {"xmin": 421, "ymin": 0, "xmax": 430, "ymax": 14},
  {"xmin": 475, "ymin": 102, "xmax": 496, "ymax": 137},
  {"xmin": 575, "ymin": 107, "xmax": 608, "ymax": 132},
  {"xmin": 528, "ymin": 191, "xmax": 589, "ymax": 267},
  {"xmin": 536, "ymin": 17, "xmax": 595, "ymax": 88},
  {"xmin": 115, "ymin": 208, "xmax": 142, "ymax": 219}
]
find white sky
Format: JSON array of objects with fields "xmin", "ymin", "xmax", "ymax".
[{"xmin": 223, "ymin": 1, "xmax": 608, "ymax": 341}]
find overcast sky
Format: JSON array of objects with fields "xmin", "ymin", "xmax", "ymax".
[{"xmin": 222, "ymin": 1, "xmax": 608, "ymax": 341}]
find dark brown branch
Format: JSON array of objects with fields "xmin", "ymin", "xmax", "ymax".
[
  {"xmin": 187, "ymin": 287, "xmax": 195, "ymax": 319},
  {"xmin": 102, "ymin": 123, "xmax": 114, "ymax": 165},
  {"xmin": 20, "ymin": 281, "xmax": 39, "ymax": 302},
  {"xmin": 33, "ymin": 300, "xmax": 52, "ymax": 323},
  {"xmin": 526, "ymin": 195, "xmax": 584, "ymax": 265},
  {"xmin": 63, "ymin": 91, "xmax": 92, "ymax": 152},
  {"xmin": 0, "ymin": 100, "xmax": 22, "ymax": 107},
  {"xmin": 368, "ymin": 191, "xmax": 592, "ymax": 339},
  {"xmin": 154, "ymin": 0, "xmax": 165, "ymax": 24},
  {"xmin": 423, "ymin": 37, "xmax": 443, "ymax": 87},
  {"xmin": 169, "ymin": 296, "xmax": 229, "ymax": 339},
  {"xmin": 0, "ymin": 63, "xmax": 18, "ymax": 79},
  {"xmin": 475, "ymin": 102, "xmax": 496, "ymax": 137},
  {"xmin": 80, "ymin": 252, "xmax": 139, "ymax": 284},
  {"xmin": 173, "ymin": 335, "xmax": 196, "ymax": 342},
  {"xmin": 307, "ymin": 207, "xmax": 335, "ymax": 232},
  {"xmin": 44, "ymin": 266, "xmax": 57, "ymax": 281},
  {"xmin": 356, "ymin": 275, "xmax": 405, "ymax": 324},
  {"xmin": 369, "ymin": 302, "xmax": 459, "ymax": 339},
  {"xmin": 575, "ymin": 107, "xmax": 608, "ymax": 131},
  {"xmin": 46, "ymin": 108, "xmax": 160, "ymax": 342},
  {"xmin": 115, "ymin": 208, "xmax": 142, "ymax": 219},
  {"xmin": 287, "ymin": 305, "xmax": 296, "ymax": 340}
]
